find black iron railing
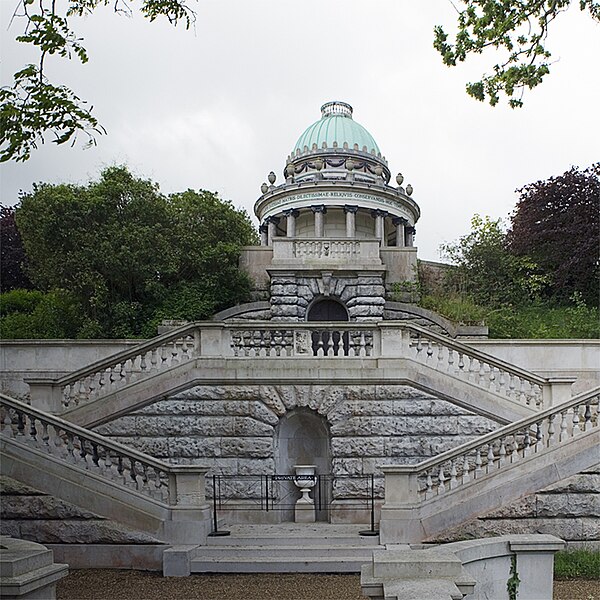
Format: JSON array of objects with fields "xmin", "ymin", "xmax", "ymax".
[{"xmin": 207, "ymin": 473, "xmax": 379, "ymax": 537}]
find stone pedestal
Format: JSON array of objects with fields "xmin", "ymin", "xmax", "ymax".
[{"xmin": 293, "ymin": 465, "xmax": 317, "ymax": 523}]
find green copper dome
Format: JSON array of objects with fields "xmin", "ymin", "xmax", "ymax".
[{"xmin": 293, "ymin": 101, "xmax": 380, "ymax": 155}]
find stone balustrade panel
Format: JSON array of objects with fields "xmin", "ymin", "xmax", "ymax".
[
  {"xmin": 0, "ymin": 396, "xmax": 175, "ymax": 504},
  {"xmin": 406, "ymin": 390, "xmax": 600, "ymax": 502},
  {"xmin": 61, "ymin": 334, "xmax": 197, "ymax": 409},
  {"xmin": 404, "ymin": 328, "xmax": 545, "ymax": 409}
]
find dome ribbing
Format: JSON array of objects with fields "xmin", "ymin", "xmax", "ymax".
[{"xmin": 293, "ymin": 101, "xmax": 380, "ymax": 155}]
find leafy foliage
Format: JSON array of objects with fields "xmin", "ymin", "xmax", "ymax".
[
  {"xmin": 13, "ymin": 166, "xmax": 257, "ymax": 338},
  {"xmin": 420, "ymin": 293, "xmax": 600, "ymax": 338},
  {"xmin": 434, "ymin": 1, "xmax": 600, "ymax": 107},
  {"xmin": 1, "ymin": 0, "xmax": 194, "ymax": 162},
  {"xmin": 0, "ymin": 288, "xmax": 85, "ymax": 338},
  {"xmin": 509, "ymin": 164, "xmax": 600, "ymax": 306},
  {"xmin": 0, "ymin": 205, "xmax": 32, "ymax": 291},
  {"xmin": 432, "ymin": 165, "xmax": 599, "ymax": 337},
  {"xmin": 440, "ymin": 214, "xmax": 550, "ymax": 306}
]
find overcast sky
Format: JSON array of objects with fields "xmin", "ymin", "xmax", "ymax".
[{"xmin": 1, "ymin": 1, "xmax": 599, "ymax": 261}]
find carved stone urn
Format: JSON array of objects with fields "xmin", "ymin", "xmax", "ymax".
[{"xmin": 293, "ymin": 464, "xmax": 317, "ymax": 523}]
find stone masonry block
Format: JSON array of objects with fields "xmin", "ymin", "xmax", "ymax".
[
  {"xmin": 457, "ymin": 415, "xmax": 498, "ymax": 435},
  {"xmin": 234, "ymin": 417, "xmax": 274, "ymax": 436},
  {"xmin": 537, "ymin": 493, "xmax": 600, "ymax": 518},
  {"xmin": 220, "ymin": 438, "xmax": 272, "ymax": 458},
  {"xmin": 430, "ymin": 399, "xmax": 473, "ymax": 416},
  {"xmin": 167, "ymin": 437, "xmax": 222, "ymax": 458},
  {"xmin": 1, "ymin": 495, "xmax": 98, "ymax": 520},
  {"xmin": 330, "ymin": 416, "xmax": 403, "ymax": 436},
  {"xmin": 332, "ymin": 458, "xmax": 364, "ymax": 475},
  {"xmin": 331, "ymin": 437, "xmax": 385, "ymax": 457},
  {"xmin": 543, "ymin": 473, "xmax": 600, "ymax": 494}
]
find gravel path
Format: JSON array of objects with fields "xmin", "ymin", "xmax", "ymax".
[{"xmin": 57, "ymin": 570, "xmax": 598, "ymax": 600}]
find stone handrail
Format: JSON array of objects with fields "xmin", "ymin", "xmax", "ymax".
[
  {"xmin": 384, "ymin": 322, "xmax": 549, "ymax": 408},
  {"xmin": 27, "ymin": 320, "xmax": 553, "ymax": 413},
  {"xmin": 381, "ymin": 386, "xmax": 600, "ymax": 505},
  {"xmin": 32, "ymin": 323, "xmax": 203, "ymax": 410},
  {"xmin": 0, "ymin": 393, "xmax": 207, "ymax": 508}
]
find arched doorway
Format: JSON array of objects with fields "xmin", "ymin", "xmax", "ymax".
[
  {"xmin": 307, "ymin": 298, "xmax": 349, "ymax": 355},
  {"xmin": 307, "ymin": 298, "xmax": 349, "ymax": 321},
  {"xmin": 274, "ymin": 409, "xmax": 331, "ymax": 521}
]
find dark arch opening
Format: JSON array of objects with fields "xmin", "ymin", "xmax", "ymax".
[
  {"xmin": 306, "ymin": 299, "xmax": 349, "ymax": 355},
  {"xmin": 307, "ymin": 298, "xmax": 349, "ymax": 321}
]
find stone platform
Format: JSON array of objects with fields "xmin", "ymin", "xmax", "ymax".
[{"xmin": 189, "ymin": 523, "xmax": 382, "ymax": 574}]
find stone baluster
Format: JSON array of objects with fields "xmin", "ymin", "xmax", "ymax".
[
  {"xmin": 344, "ymin": 205, "xmax": 358, "ymax": 237},
  {"xmin": 461, "ymin": 456, "xmax": 470, "ymax": 484}
]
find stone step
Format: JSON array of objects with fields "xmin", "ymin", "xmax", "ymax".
[
  {"xmin": 196, "ymin": 544, "xmax": 380, "ymax": 558},
  {"xmin": 190, "ymin": 556, "xmax": 370, "ymax": 573},
  {"xmin": 206, "ymin": 524, "xmax": 379, "ymax": 546},
  {"xmin": 207, "ymin": 533, "xmax": 379, "ymax": 546}
]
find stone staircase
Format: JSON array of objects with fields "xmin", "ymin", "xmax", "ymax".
[
  {"xmin": 191, "ymin": 523, "xmax": 383, "ymax": 573},
  {"xmin": 27, "ymin": 321, "xmax": 556, "ymax": 428}
]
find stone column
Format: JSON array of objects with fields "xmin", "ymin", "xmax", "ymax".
[
  {"xmin": 284, "ymin": 208, "xmax": 299, "ymax": 237},
  {"xmin": 266, "ymin": 216, "xmax": 280, "ymax": 246},
  {"xmin": 311, "ymin": 205, "xmax": 326, "ymax": 238},
  {"xmin": 344, "ymin": 205, "xmax": 358, "ymax": 238},
  {"xmin": 406, "ymin": 226, "xmax": 416, "ymax": 247},
  {"xmin": 393, "ymin": 217, "xmax": 407, "ymax": 247},
  {"xmin": 372, "ymin": 210, "xmax": 387, "ymax": 245},
  {"xmin": 259, "ymin": 224, "xmax": 268, "ymax": 246}
]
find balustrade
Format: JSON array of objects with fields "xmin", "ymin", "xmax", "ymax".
[
  {"xmin": 402, "ymin": 328, "xmax": 545, "ymax": 408},
  {"xmin": 0, "ymin": 394, "xmax": 198, "ymax": 505},
  {"xmin": 28, "ymin": 320, "xmax": 554, "ymax": 416},
  {"xmin": 383, "ymin": 387, "xmax": 599, "ymax": 504},
  {"xmin": 294, "ymin": 240, "xmax": 360, "ymax": 259}
]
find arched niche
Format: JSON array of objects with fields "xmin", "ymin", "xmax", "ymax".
[
  {"xmin": 274, "ymin": 409, "xmax": 331, "ymax": 521},
  {"xmin": 307, "ymin": 298, "xmax": 349, "ymax": 321},
  {"xmin": 307, "ymin": 298, "xmax": 349, "ymax": 355}
]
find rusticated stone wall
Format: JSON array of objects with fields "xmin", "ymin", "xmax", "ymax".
[
  {"xmin": 431, "ymin": 465, "xmax": 600, "ymax": 549},
  {"xmin": 94, "ymin": 384, "xmax": 499, "ymax": 498},
  {"xmin": 269, "ymin": 274, "xmax": 386, "ymax": 321},
  {"xmin": 0, "ymin": 476, "xmax": 161, "ymax": 545}
]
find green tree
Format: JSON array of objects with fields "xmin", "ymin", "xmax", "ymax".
[
  {"xmin": 0, "ymin": 205, "xmax": 32, "ymax": 291},
  {"xmin": 440, "ymin": 214, "xmax": 550, "ymax": 306},
  {"xmin": 1, "ymin": 0, "xmax": 194, "ymax": 162},
  {"xmin": 15, "ymin": 166, "xmax": 257, "ymax": 337},
  {"xmin": 508, "ymin": 164, "xmax": 600, "ymax": 306},
  {"xmin": 434, "ymin": 1, "xmax": 600, "ymax": 107}
]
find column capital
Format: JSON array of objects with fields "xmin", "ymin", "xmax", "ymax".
[
  {"xmin": 370, "ymin": 209, "xmax": 388, "ymax": 218},
  {"xmin": 343, "ymin": 205, "xmax": 359, "ymax": 214},
  {"xmin": 283, "ymin": 208, "xmax": 300, "ymax": 217},
  {"xmin": 259, "ymin": 224, "xmax": 269, "ymax": 233},
  {"xmin": 311, "ymin": 204, "xmax": 327, "ymax": 214},
  {"xmin": 406, "ymin": 226, "xmax": 416, "ymax": 234},
  {"xmin": 392, "ymin": 216, "xmax": 408, "ymax": 226},
  {"xmin": 265, "ymin": 216, "xmax": 280, "ymax": 225}
]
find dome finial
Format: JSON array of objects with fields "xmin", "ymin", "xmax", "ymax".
[{"xmin": 321, "ymin": 101, "xmax": 353, "ymax": 119}]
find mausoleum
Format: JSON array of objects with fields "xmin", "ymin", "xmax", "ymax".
[{"xmin": 0, "ymin": 101, "xmax": 598, "ymax": 589}]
